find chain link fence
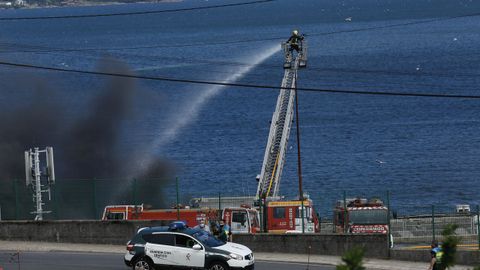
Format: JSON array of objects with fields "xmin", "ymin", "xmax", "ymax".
[
  {"xmin": 0, "ymin": 178, "xmax": 256, "ymax": 221},
  {"xmin": 0, "ymin": 178, "xmax": 176, "ymax": 220}
]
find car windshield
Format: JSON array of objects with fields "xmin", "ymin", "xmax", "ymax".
[{"xmin": 191, "ymin": 229, "xmax": 225, "ymax": 247}]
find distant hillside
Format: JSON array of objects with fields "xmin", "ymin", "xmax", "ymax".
[{"xmin": 22, "ymin": 0, "xmax": 181, "ymax": 8}]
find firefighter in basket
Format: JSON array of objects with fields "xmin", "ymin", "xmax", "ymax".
[
  {"xmin": 287, "ymin": 29, "xmax": 304, "ymax": 53},
  {"xmin": 284, "ymin": 29, "xmax": 307, "ymax": 68}
]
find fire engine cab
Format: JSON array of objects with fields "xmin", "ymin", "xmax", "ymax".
[
  {"xmin": 333, "ymin": 198, "xmax": 388, "ymax": 234},
  {"xmin": 266, "ymin": 199, "xmax": 319, "ymax": 233},
  {"xmin": 102, "ymin": 204, "xmax": 260, "ymax": 234},
  {"xmin": 223, "ymin": 207, "xmax": 260, "ymax": 234}
]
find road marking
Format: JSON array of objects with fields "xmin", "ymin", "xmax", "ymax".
[{"xmin": 405, "ymin": 244, "xmax": 479, "ymax": 250}]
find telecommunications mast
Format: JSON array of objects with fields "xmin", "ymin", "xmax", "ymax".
[{"xmin": 25, "ymin": 147, "xmax": 55, "ymax": 220}]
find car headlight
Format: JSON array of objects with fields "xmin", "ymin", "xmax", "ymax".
[{"xmin": 229, "ymin": 253, "xmax": 243, "ymax": 260}]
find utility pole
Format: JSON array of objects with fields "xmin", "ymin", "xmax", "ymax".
[
  {"xmin": 294, "ymin": 71, "xmax": 305, "ymax": 234},
  {"xmin": 176, "ymin": 177, "xmax": 180, "ymax": 220}
]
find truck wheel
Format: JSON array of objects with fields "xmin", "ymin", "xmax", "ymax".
[
  {"xmin": 208, "ymin": 261, "xmax": 229, "ymax": 270},
  {"xmin": 133, "ymin": 257, "xmax": 155, "ymax": 270}
]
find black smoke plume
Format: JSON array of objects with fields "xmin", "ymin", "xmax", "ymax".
[{"xmin": 0, "ymin": 58, "xmax": 174, "ymax": 220}]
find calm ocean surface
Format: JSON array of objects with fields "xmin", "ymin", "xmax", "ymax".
[{"xmin": 1, "ymin": 0, "xmax": 480, "ymax": 217}]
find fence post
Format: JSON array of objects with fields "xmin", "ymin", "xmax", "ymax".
[
  {"xmin": 176, "ymin": 177, "xmax": 180, "ymax": 220},
  {"xmin": 343, "ymin": 190, "xmax": 347, "ymax": 234},
  {"xmin": 13, "ymin": 179, "xmax": 19, "ymax": 220},
  {"xmin": 477, "ymin": 205, "xmax": 479, "ymax": 251},
  {"xmin": 54, "ymin": 184, "xmax": 60, "ymax": 220},
  {"xmin": 432, "ymin": 205, "xmax": 436, "ymax": 242},
  {"xmin": 92, "ymin": 178, "xmax": 97, "ymax": 219},
  {"xmin": 262, "ymin": 198, "xmax": 268, "ymax": 233},
  {"xmin": 258, "ymin": 198, "xmax": 263, "ymax": 232},
  {"xmin": 132, "ymin": 178, "xmax": 137, "ymax": 206},
  {"xmin": 301, "ymin": 199, "xmax": 305, "ymax": 234},
  {"xmin": 387, "ymin": 190, "xmax": 391, "ymax": 256}
]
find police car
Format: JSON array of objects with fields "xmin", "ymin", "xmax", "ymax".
[{"xmin": 125, "ymin": 221, "xmax": 254, "ymax": 270}]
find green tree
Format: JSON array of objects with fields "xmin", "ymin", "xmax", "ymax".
[
  {"xmin": 437, "ymin": 224, "xmax": 460, "ymax": 270},
  {"xmin": 336, "ymin": 247, "xmax": 365, "ymax": 270}
]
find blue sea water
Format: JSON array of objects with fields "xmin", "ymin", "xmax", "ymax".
[{"xmin": 1, "ymin": 0, "xmax": 480, "ymax": 217}]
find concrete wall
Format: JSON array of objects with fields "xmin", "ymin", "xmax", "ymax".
[
  {"xmin": 0, "ymin": 221, "xmax": 389, "ymax": 258},
  {"xmin": 0, "ymin": 220, "xmax": 170, "ymax": 245},
  {"xmin": 234, "ymin": 233, "xmax": 389, "ymax": 259}
]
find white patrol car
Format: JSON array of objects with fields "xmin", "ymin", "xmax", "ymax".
[{"xmin": 125, "ymin": 221, "xmax": 254, "ymax": 270}]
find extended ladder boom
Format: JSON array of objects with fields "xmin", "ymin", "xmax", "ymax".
[
  {"xmin": 256, "ymin": 39, "xmax": 307, "ymax": 200},
  {"xmin": 256, "ymin": 57, "xmax": 301, "ymax": 199}
]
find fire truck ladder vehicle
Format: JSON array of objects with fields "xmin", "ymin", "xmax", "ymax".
[
  {"xmin": 253, "ymin": 39, "xmax": 318, "ymax": 234},
  {"xmin": 256, "ymin": 40, "xmax": 307, "ymax": 201}
]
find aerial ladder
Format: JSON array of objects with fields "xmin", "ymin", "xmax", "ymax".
[{"xmin": 256, "ymin": 39, "xmax": 307, "ymax": 201}]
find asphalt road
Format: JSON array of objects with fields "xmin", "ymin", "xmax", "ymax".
[{"xmin": 0, "ymin": 251, "xmax": 335, "ymax": 270}]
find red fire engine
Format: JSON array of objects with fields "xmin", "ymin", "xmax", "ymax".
[
  {"xmin": 266, "ymin": 199, "xmax": 320, "ymax": 233},
  {"xmin": 333, "ymin": 198, "xmax": 388, "ymax": 234},
  {"xmin": 254, "ymin": 46, "xmax": 320, "ymax": 234},
  {"xmin": 102, "ymin": 204, "xmax": 260, "ymax": 234}
]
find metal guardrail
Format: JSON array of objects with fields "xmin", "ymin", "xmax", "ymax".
[{"xmin": 391, "ymin": 214, "xmax": 479, "ymax": 245}]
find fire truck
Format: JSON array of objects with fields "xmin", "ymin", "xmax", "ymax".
[
  {"xmin": 333, "ymin": 198, "xmax": 389, "ymax": 234},
  {"xmin": 266, "ymin": 199, "xmax": 319, "ymax": 233},
  {"xmin": 255, "ymin": 39, "xmax": 319, "ymax": 233},
  {"xmin": 102, "ymin": 204, "xmax": 260, "ymax": 234}
]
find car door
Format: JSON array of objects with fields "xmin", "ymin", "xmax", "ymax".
[
  {"xmin": 173, "ymin": 234, "xmax": 205, "ymax": 268},
  {"xmin": 230, "ymin": 210, "xmax": 248, "ymax": 233},
  {"xmin": 143, "ymin": 233, "xmax": 177, "ymax": 267}
]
